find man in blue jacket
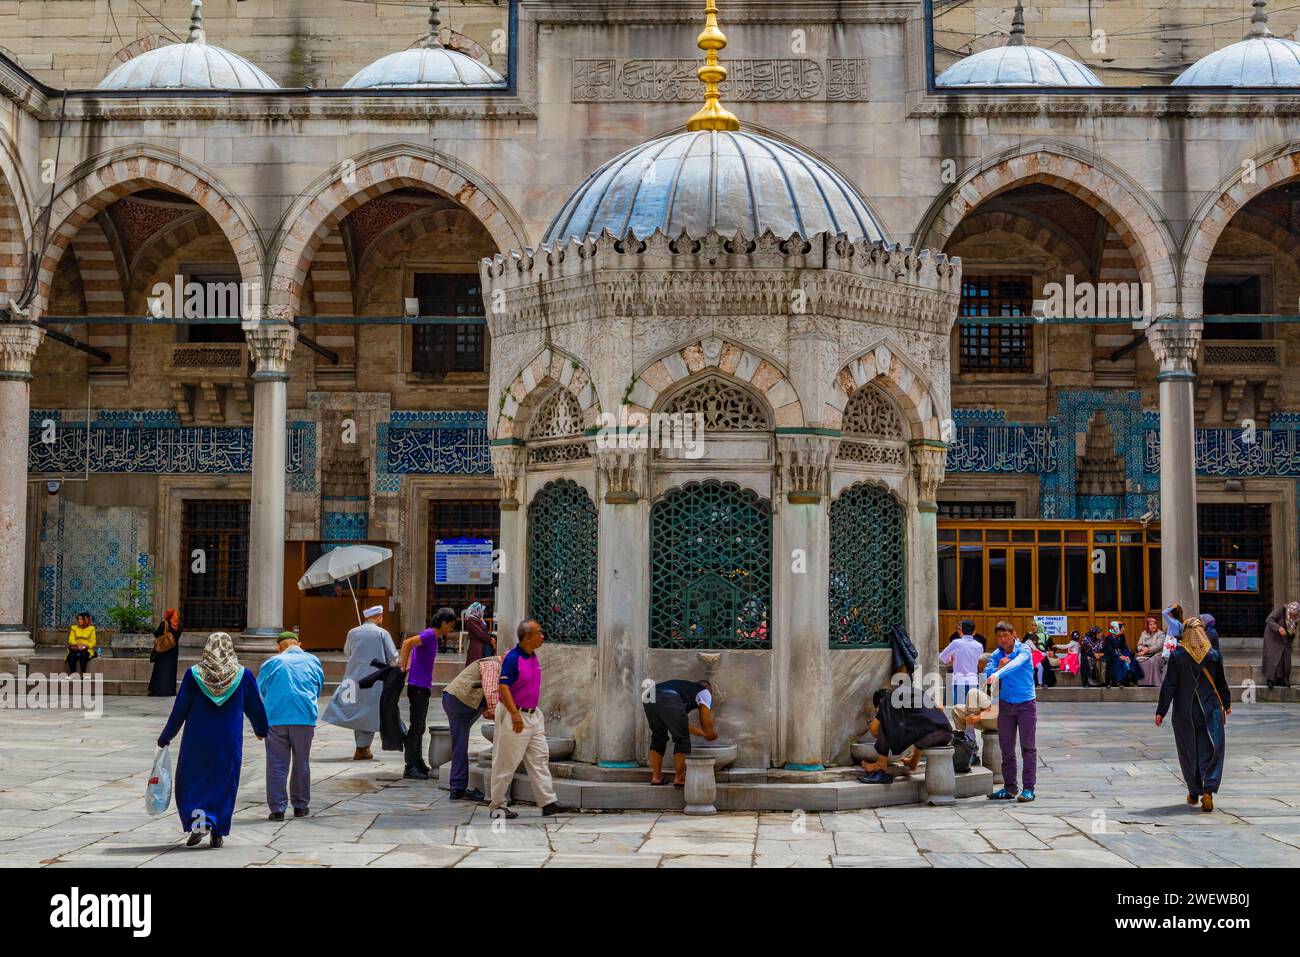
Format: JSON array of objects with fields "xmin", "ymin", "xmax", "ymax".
[
  {"xmin": 982, "ymin": 621, "xmax": 1038, "ymax": 802},
  {"xmin": 257, "ymin": 631, "xmax": 325, "ymax": 821}
]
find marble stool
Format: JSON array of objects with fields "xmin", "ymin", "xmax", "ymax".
[
  {"xmin": 980, "ymin": 728, "xmax": 1003, "ymax": 787},
  {"xmin": 683, "ymin": 754, "xmax": 718, "ymax": 815},
  {"xmin": 922, "ymin": 745, "xmax": 956, "ymax": 806}
]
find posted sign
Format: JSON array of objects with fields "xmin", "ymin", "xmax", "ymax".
[
  {"xmin": 1033, "ymin": 615, "xmax": 1069, "ymax": 637},
  {"xmin": 1202, "ymin": 559, "xmax": 1258, "ymax": 594},
  {"xmin": 434, "ymin": 538, "xmax": 494, "ymax": 586}
]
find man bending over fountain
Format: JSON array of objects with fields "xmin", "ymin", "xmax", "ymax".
[
  {"xmin": 644, "ymin": 679, "xmax": 718, "ymax": 786},
  {"xmin": 859, "ymin": 687, "xmax": 954, "ymax": 784}
]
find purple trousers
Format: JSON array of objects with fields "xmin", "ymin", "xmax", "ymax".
[{"xmin": 997, "ymin": 699, "xmax": 1037, "ymax": 791}]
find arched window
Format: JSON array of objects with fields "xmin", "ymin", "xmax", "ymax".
[
  {"xmin": 650, "ymin": 480, "xmax": 771, "ymax": 649},
  {"xmin": 528, "ymin": 388, "xmax": 588, "ymax": 464},
  {"xmin": 528, "ymin": 479, "xmax": 597, "ymax": 643},
  {"xmin": 829, "ymin": 482, "xmax": 906, "ymax": 648},
  {"xmin": 661, "ymin": 375, "xmax": 770, "ymax": 431},
  {"xmin": 837, "ymin": 385, "xmax": 907, "ymax": 467}
]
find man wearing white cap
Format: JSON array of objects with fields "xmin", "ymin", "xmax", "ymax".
[{"xmin": 322, "ymin": 604, "xmax": 397, "ymax": 760}]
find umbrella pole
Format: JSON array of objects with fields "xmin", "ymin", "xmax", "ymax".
[{"xmin": 347, "ymin": 576, "xmax": 361, "ymax": 624}]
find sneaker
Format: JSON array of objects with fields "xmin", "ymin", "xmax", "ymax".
[
  {"xmin": 490, "ymin": 807, "xmax": 518, "ymax": 820},
  {"xmin": 403, "ymin": 767, "xmax": 430, "ymax": 781},
  {"xmin": 541, "ymin": 802, "xmax": 572, "ymax": 816},
  {"xmin": 267, "ymin": 811, "xmax": 285, "ymax": 822},
  {"xmin": 1017, "ymin": 789, "xmax": 1036, "ymax": 802},
  {"xmin": 451, "ymin": 788, "xmax": 485, "ymax": 802},
  {"xmin": 859, "ymin": 770, "xmax": 892, "ymax": 784},
  {"xmin": 988, "ymin": 787, "xmax": 1018, "ymax": 800},
  {"xmin": 293, "ymin": 807, "xmax": 309, "ymax": 818}
]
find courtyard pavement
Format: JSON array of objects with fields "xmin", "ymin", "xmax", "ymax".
[{"xmin": 4, "ymin": 694, "xmax": 1300, "ymax": 868}]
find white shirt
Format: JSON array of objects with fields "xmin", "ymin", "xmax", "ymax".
[
  {"xmin": 940, "ymin": 635, "xmax": 984, "ymax": 680},
  {"xmin": 696, "ymin": 689, "xmax": 713, "ymax": 710}
]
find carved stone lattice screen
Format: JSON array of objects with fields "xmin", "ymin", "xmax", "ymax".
[
  {"xmin": 527, "ymin": 479, "xmax": 598, "ymax": 644},
  {"xmin": 528, "ymin": 388, "xmax": 589, "ymax": 464},
  {"xmin": 829, "ymin": 482, "xmax": 906, "ymax": 648},
  {"xmin": 650, "ymin": 480, "xmax": 771, "ymax": 649},
  {"xmin": 661, "ymin": 376, "xmax": 770, "ymax": 431},
  {"xmin": 838, "ymin": 385, "xmax": 907, "ymax": 466}
]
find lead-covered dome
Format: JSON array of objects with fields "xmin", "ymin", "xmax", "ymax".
[
  {"xmin": 936, "ymin": 2, "xmax": 1102, "ymax": 87},
  {"xmin": 343, "ymin": 1, "xmax": 504, "ymax": 90},
  {"xmin": 98, "ymin": 1, "xmax": 278, "ymax": 91},
  {"xmin": 1174, "ymin": 1, "xmax": 1300, "ymax": 86},
  {"xmin": 543, "ymin": 130, "xmax": 885, "ymax": 247}
]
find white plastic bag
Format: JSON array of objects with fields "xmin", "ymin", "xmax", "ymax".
[{"xmin": 145, "ymin": 745, "xmax": 172, "ymax": 816}]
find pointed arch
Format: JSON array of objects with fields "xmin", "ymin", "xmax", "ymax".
[
  {"xmin": 267, "ymin": 145, "xmax": 529, "ymax": 318},
  {"xmin": 627, "ymin": 334, "xmax": 804, "ymax": 428},
  {"xmin": 34, "ymin": 147, "xmax": 264, "ymax": 315},
  {"xmin": 495, "ymin": 345, "xmax": 601, "ymax": 441},
  {"xmin": 911, "ymin": 142, "xmax": 1179, "ymax": 314},
  {"xmin": 830, "ymin": 339, "xmax": 946, "ymax": 442}
]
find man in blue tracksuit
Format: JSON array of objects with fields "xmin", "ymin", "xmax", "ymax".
[{"xmin": 982, "ymin": 622, "xmax": 1038, "ymax": 802}]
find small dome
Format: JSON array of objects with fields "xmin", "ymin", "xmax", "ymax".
[
  {"xmin": 936, "ymin": 45, "xmax": 1103, "ymax": 87},
  {"xmin": 543, "ymin": 130, "xmax": 885, "ymax": 247},
  {"xmin": 344, "ymin": 47, "xmax": 504, "ymax": 90},
  {"xmin": 1174, "ymin": 3, "xmax": 1300, "ymax": 86},
  {"xmin": 98, "ymin": 1, "xmax": 278, "ymax": 91},
  {"xmin": 936, "ymin": 4, "xmax": 1101, "ymax": 87}
]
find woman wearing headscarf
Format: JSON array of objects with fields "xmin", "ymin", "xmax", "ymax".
[
  {"xmin": 1052, "ymin": 631, "xmax": 1081, "ymax": 675},
  {"xmin": 147, "ymin": 608, "xmax": 182, "ymax": 697},
  {"xmin": 157, "ymin": 633, "xmax": 268, "ymax": 848},
  {"xmin": 1200, "ymin": 613, "xmax": 1220, "ymax": 651},
  {"xmin": 65, "ymin": 611, "xmax": 98, "ymax": 675},
  {"xmin": 1262, "ymin": 603, "xmax": 1298, "ymax": 689},
  {"xmin": 462, "ymin": 601, "xmax": 495, "ymax": 666},
  {"xmin": 1155, "ymin": 616, "xmax": 1231, "ymax": 812},
  {"xmin": 1135, "ymin": 616, "xmax": 1167, "ymax": 687}
]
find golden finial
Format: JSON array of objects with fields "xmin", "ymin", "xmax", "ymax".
[{"xmin": 685, "ymin": 1, "xmax": 740, "ymax": 132}]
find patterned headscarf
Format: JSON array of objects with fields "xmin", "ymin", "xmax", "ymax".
[
  {"xmin": 194, "ymin": 632, "xmax": 243, "ymax": 702},
  {"xmin": 1287, "ymin": 602, "xmax": 1300, "ymax": 633},
  {"xmin": 1180, "ymin": 617, "xmax": 1212, "ymax": 664},
  {"xmin": 464, "ymin": 602, "xmax": 486, "ymax": 622}
]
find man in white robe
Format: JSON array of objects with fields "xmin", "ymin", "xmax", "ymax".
[{"xmin": 321, "ymin": 606, "xmax": 397, "ymax": 759}]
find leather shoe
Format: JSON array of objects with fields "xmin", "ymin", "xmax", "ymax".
[
  {"xmin": 186, "ymin": 831, "xmax": 203, "ymax": 847},
  {"xmin": 490, "ymin": 806, "xmax": 518, "ymax": 820},
  {"xmin": 267, "ymin": 811, "xmax": 285, "ymax": 822},
  {"xmin": 353, "ymin": 747, "xmax": 374, "ymax": 761},
  {"xmin": 293, "ymin": 807, "xmax": 309, "ymax": 818},
  {"xmin": 541, "ymin": 802, "xmax": 572, "ymax": 816},
  {"xmin": 404, "ymin": 767, "xmax": 430, "ymax": 780},
  {"xmin": 451, "ymin": 788, "xmax": 485, "ymax": 802}
]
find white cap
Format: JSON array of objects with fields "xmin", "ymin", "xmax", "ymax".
[{"xmin": 363, "ymin": 605, "xmax": 384, "ymax": 619}]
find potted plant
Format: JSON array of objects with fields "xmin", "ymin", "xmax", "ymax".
[{"xmin": 104, "ymin": 566, "xmax": 159, "ymax": 658}]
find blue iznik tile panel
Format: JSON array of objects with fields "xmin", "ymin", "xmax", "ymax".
[
  {"xmin": 378, "ymin": 411, "xmax": 492, "ymax": 493},
  {"xmin": 321, "ymin": 509, "xmax": 370, "ymax": 543},
  {"xmin": 37, "ymin": 499, "xmax": 151, "ymax": 632},
  {"xmin": 27, "ymin": 410, "xmax": 316, "ymax": 490},
  {"xmin": 949, "ymin": 393, "xmax": 1300, "ymax": 522}
]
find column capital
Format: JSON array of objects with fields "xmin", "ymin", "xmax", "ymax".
[
  {"xmin": 0, "ymin": 323, "xmax": 44, "ymax": 381},
  {"xmin": 595, "ymin": 445, "xmax": 647, "ymax": 504},
  {"xmin": 909, "ymin": 438, "xmax": 948, "ymax": 510},
  {"xmin": 245, "ymin": 323, "xmax": 297, "ymax": 378},
  {"xmin": 490, "ymin": 443, "xmax": 527, "ymax": 509},
  {"xmin": 1145, "ymin": 320, "xmax": 1203, "ymax": 375},
  {"xmin": 775, "ymin": 433, "xmax": 838, "ymax": 503}
]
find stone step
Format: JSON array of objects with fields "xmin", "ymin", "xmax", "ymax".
[{"xmin": 1038, "ymin": 685, "xmax": 1300, "ymax": 703}]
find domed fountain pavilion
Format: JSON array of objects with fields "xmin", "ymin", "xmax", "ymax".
[{"xmin": 471, "ymin": 2, "xmax": 979, "ymax": 810}]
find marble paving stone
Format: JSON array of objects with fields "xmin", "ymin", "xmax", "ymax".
[
  {"xmin": 545, "ymin": 852, "xmax": 662, "ymax": 867},
  {"xmin": 369, "ymin": 844, "xmax": 474, "ymax": 867},
  {"xmin": 659, "ymin": 854, "xmax": 753, "ymax": 868},
  {"xmin": 831, "ymin": 852, "xmax": 929, "ymax": 867},
  {"xmin": 923, "ymin": 852, "xmax": 1026, "ymax": 867},
  {"xmin": 639, "ymin": 837, "xmax": 756, "ymax": 856},
  {"xmin": 976, "ymin": 828, "xmax": 1050, "ymax": 850},
  {"xmin": 453, "ymin": 849, "xmax": 552, "ymax": 867},
  {"xmin": 1012, "ymin": 848, "xmax": 1136, "ymax": 868},
  {"xmin": 910, "ymin": 829, "xmax": 995, "ymax": 853}
]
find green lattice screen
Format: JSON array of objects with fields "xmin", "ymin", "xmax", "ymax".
[
  {"xmin": 829, "ymin": 482, "xmax": 906, "ymax": 648},
  {"xmin": 528, "ymin": 479, "xmax": 598, "ymax": 644},
  {"xmin": 650, "ymin": 480, "xmax": 771, "ymax": 649}
]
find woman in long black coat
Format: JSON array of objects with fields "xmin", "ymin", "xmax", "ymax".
[
  {"xmin": 1155, "ymin": 617, "xmax": 1231, "ymax": 812},
  {"xmin": 147, "ymin": 608, "xmax": 182, "ymax": 697}
]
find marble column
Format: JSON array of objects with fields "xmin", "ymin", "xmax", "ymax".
[
  {"xmin": 0, "ymin": 323, "xmax": 43, "ymax": 659},
  {"xmin": 594, "ymin": 446, "xmax": 648, "ymax": 768},
  {"xmin": 241, "ymin": 324, "xmax": 296, "ymax": 652},
  {"xmin": 1147, "ymin": 321, "xmax": 1202, "ymax": 616},
  {"xmin": 773, "ymin": 434, "xmax": 834, "ymax": 770},
  {"xmin": 910, "ymin": 440, "xmax": 947, "ymax": 681},
  {"xmin": 490, "ymin": 443, "xmax": 527, "ymax": 654}
]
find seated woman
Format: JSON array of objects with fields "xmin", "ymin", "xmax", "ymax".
[
  {"xmin": 1135, "ymin": 616, "xmax": 1167, "ymax": 687},
  {"xmin": 1104, "ymin": 622, "xmax": 1138, "ymax": 687},
  {"xmin": 859, "ymin": 687, "xmax": 953, "ymax": 783},
  {"xmin": 66, "ymin": 612, "xmax": 98, "ymax": 675}
]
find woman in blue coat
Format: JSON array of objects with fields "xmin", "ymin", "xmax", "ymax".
[{"xmin": 158, "ymin": 632, "xmax": 268, "ymax": 848}]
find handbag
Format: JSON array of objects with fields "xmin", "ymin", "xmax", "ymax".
[{"xmin": 154, "ymin": 627, "xmax": 176, "ymax": 654}]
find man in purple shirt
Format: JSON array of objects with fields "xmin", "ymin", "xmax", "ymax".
[
  {"xmin": 398, "ymin": 607, "xmax": 457, "ymax": 780},
  {"xmin": 486, "ymin": 619, "xmax": 570, "ymax": 819}
]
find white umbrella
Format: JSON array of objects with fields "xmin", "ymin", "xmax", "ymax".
[{"xmin": 297, "ymin": 544, "xmax": 393, "ymax": 623}]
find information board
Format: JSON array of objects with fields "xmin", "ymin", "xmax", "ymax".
[
  {"xmin": 1201, "ymin": 559, "xmax": 1259, "ymax": 594},
  {"xmin": 434, "ymin": 538, "xmax": 494, "ymax": 586}
]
